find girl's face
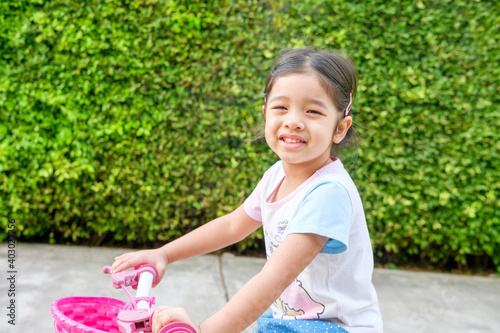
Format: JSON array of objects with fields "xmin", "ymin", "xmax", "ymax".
[{"xmin": 263, "ymin": 72, "xmax": 351, "ymax": 170}]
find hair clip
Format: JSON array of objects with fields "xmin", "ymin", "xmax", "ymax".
[{"xmin": 345, "ymin": 93, "xmax": 352, "ymax": 116}]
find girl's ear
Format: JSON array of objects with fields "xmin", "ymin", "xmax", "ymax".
[
  {"xmin": 262, "ymin": 105, "xmax": 266, "ymax": 115},
  {"xmin": 333, "ymin": 116, "xmax": 352, "ymax": 144}
]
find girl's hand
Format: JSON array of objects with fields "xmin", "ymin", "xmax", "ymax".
[
  {"xmin": 152, "ymin": 306, "xmax": 200, "ymax": 333},
  {"xmin": 111, "ymin": 248, "xmax": 168, "ymax": 287}
]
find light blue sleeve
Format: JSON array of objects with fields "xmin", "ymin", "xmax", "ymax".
[{"xmin": 288, "ymin": 181, "xmax": 352, "ymax": 254}]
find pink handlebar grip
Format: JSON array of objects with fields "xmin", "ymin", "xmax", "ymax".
[{"xmin": 159, "ymin": 322, "xmax": 197, "ymax": 333}]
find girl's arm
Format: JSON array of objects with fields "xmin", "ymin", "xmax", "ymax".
[
  {"xmin": 151, "ymin": 232, "xmax": 328, "ymax": 333},
  {"xmin": 111, "ymin": 204, "xmax": 261, "ymax": 285},
  {"xmin": 163, "ymin": 205, "xmax": 261, "ymax": 263},
  {"xmin": 200, "ymin": 232, "xmax": 328, "ymax": 332}
]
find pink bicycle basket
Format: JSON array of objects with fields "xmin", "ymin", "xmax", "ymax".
[{"xmin": 51, "ymin": 296, "xmax": 126, "ymax": 333}]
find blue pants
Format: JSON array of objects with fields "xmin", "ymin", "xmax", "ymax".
[{"xmin": 253, "ymin": 313, "xmax": 349, "ymax": 333}]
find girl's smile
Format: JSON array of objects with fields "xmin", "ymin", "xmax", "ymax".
[{"xmin": 280, "ymin": 134, "xmax": 306, "ymax": 146}]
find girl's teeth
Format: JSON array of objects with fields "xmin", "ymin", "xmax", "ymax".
[{"xmin": 283, "ymin": 138, "xmax": 303, "ymax": 143}]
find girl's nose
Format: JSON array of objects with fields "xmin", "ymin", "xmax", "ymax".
[{"xmin": 284, "ymin": 112, "xmax": 304, "ymax": 130}]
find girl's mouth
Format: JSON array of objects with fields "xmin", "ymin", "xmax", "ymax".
[
  {"xmin": 281, "ymin": 137, "xmax": 305, "ymax": 143},
  {"xmin": 279, "ymin": 135, "xmax": 306, "ymax": 147}
]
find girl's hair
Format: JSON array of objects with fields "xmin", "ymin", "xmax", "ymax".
[{"xmin": 261, "ymin": 47, "xmax": 359, "ymax": 157}]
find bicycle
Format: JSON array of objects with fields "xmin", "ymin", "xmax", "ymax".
[{"xmin": 51, "ymin": 264, "xmax": 196, "ymax": 333}]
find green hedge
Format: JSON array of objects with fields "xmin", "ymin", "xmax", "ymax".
[{"xmin": 1, "ymin": 0, "xmax": 498, "ymax": 271}]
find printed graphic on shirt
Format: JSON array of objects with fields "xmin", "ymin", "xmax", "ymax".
[
  {"xmin": 267, "ymin": 235, "xmax": 281, "ymax": 257},
  {"xmin": 266, "ymin": 217, "xmax": 325, "ymax": 319},
  {"xmin": 276, "ymin": 278, "xmax": 326, "ymax": 320},
  {"xmin": 265, "ymin": 221, "xmax": 287, "ymax": 258}
]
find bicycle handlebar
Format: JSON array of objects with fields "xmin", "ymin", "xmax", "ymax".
[{"xmin": 103, "ymin": 264, "xmax": 196, "ymax": 333}]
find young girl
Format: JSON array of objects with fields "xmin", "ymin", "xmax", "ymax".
[{"xmin": 111, "ymin": 48, "xmax": 383, "ymax": 333}]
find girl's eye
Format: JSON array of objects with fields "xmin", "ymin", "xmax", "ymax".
[
  {"xmin": 307, "ymin": 110, "xmax": 323, "ymax": 115},
  {"xmin": 271, "ymin": 106, "xmax": 287, "ymax": 111}
]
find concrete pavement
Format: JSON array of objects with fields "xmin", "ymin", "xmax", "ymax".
[{"xmin": 1, "ymin": 243, "xmax": 499, "ymax": 333}]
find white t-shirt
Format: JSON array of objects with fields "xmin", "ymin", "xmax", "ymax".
[{"xmin": 244, "ymin": 159, "xmax": 383, "ymax": 333}]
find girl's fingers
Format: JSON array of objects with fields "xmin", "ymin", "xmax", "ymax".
[
  {"xmin": 110, "ymin": 249, "xmax": 167, "ymax": 285},
  {"xmin": 152, "ymin": 306, "xmax": 175, "ymax": 333},
  {"xmin": 111, "ymin": 252, "xmax": 137, "ymax": 273},
  {"xmin": 152, "ymin": 306, "xmax": 197, "ymax": 333}
]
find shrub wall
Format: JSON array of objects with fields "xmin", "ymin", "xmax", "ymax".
[{"xmin": 1, "ymin": 0, "xmax": 498, "ymax": 271}]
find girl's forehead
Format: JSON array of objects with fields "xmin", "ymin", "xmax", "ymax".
[
  {"xmin": 269, "ymin": 73, "xmax": 332, "ymax": 100},
  {"xmin": 274, "ymin": 71, "xmax": 318, "ymax": 85}
]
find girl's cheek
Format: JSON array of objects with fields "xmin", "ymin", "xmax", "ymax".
[{"xmin": 266, "ymin": 117, "xmax": 281, "ymax": 129}]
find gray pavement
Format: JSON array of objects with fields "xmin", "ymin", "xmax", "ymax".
[{"xmin": 1, "ymin": 243, "xmax": 499, "ymax": 333}]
